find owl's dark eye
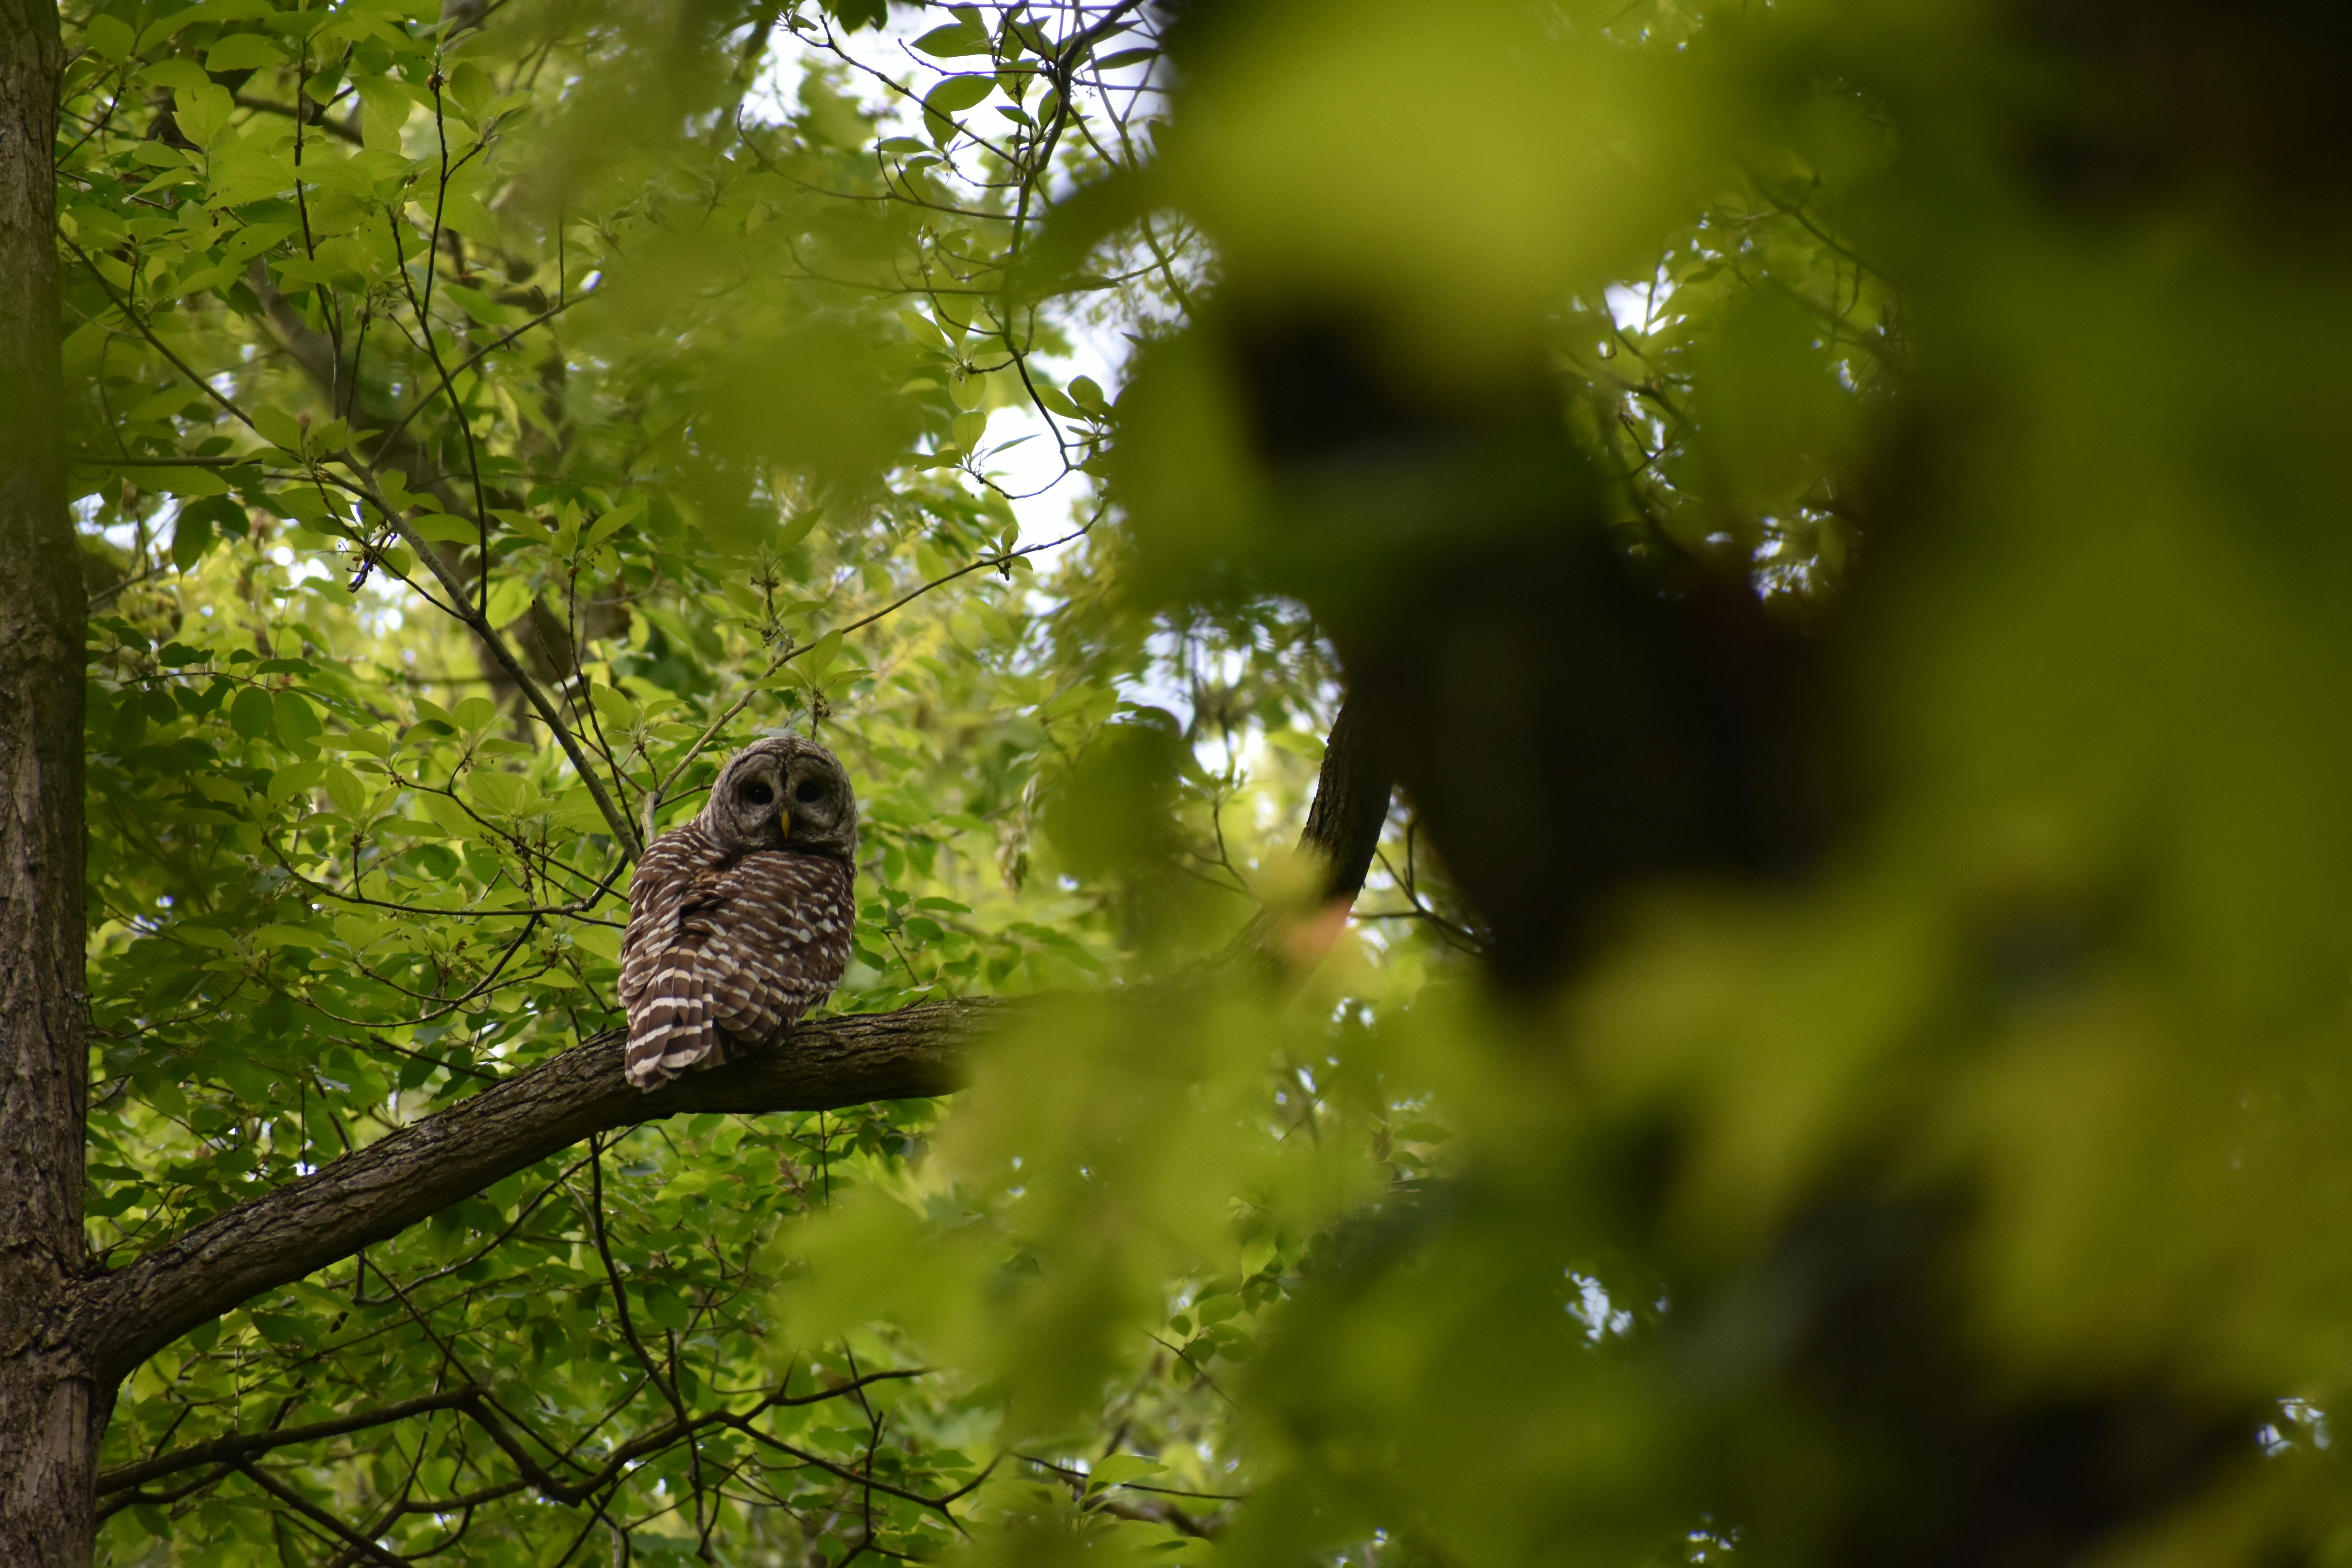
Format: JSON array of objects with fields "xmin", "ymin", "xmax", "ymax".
[
  {"xmin": 741, "ymin": 781, "xmax": 774, "ymax": 806},
  {"xmin": 794, "ymin": 779, "xmax": 825, "ymax": 804}
]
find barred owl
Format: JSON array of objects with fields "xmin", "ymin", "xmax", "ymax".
[{"xmin": 619, "ymin": 738, "xmax": 859, "ymax": 1089}]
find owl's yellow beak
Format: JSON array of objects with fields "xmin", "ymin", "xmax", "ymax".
[{"xmin": 779, "ymin": 808, "xmax": 792, "ymax": 838}]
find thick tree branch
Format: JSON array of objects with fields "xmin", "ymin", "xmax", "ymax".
[
  {"xmin": 68, "ymin": 1003, "xmax": 991, "ymax": 1386},
  {"xmin": 1299, "ymin": 695, "xmax": 1392, "ymax": 905},
  {"xmin": 1230, "ymin": 693, "xmax": 1394, "ymax": 960},
  {"xmin": 69, "ymin": 693, "xmax": 1394, "ymax": 1389}
]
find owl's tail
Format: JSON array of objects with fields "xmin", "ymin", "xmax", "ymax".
[{"xmin": 625, "ymin": 953, "xmax": 731, "ymax": 1089}]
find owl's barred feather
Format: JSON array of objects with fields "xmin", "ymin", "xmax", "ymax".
[
  {"xmin": 632, "ymin": 956, "xmax": 728, "ymax": 1083},
  {"xmin": 621, "ymin": 740, "xmax": 859, "ymax": 1090}
]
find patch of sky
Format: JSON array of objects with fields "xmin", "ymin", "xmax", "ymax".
[
  {"xmin": 741, "ymin": 6, "xmax": 1178, "ymax": 565},
  {"xmin": 2260, "ymin": 1396, "xmax": 2333, "ymax": 1457},
  {"xmin": 1567, "ymin": 1269, "xmax": 1635, "ymax": 1343},
  {"xmin": 1606, "ymin": 260, "xmax": 1679, "ymax": 334}
]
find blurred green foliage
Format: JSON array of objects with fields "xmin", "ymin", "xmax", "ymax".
[{"xmin": 63, "ymin": 0, "xmax": 2352, "ymax": 1562}]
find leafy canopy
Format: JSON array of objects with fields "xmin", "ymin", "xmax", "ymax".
[{"xmin": 67, "ymin": 0, "xmax": 2352, "ymax": 1564}]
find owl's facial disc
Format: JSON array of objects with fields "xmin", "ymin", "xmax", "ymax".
[{"xmin": 704, "ymin": 739, "xmax": 857, "ymax": 860}]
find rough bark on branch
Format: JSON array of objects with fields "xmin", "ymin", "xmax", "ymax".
[
  {"xmin": 1296, "ymin": 693, "xmax": 1393, "ymax": 905},
  {"xmin": 69, "ymin": 1002, "xmax": 994, "ymax": 1386}
]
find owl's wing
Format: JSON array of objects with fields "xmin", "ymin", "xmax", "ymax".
[
  {"xmin": 687, "ymin": 851, "xmax": 857, "ymax": 1044},
  {"xmin": 619, "ymin": 829, "xmax": 719, "ymax": 1007},
  {"xmin": 622, "ymin": 829, "xmax": 736, "ymax": 1088}
]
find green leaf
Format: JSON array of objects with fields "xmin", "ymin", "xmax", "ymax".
[
  {"xmin": 251, "ymin": 924, "xmax": 332, "ymax": 950},
  {"xmin": 552, "ymin": 792, "xmax": 611, "ymax": 834},
  {"xmin": 447, "ymin": 61, "xmax": 494, "ymax": 122},
  {"xmin": 411, "ymin": 514, "xmax": 481, "ymax": 545},
  {"xmin": 146, "ymin": 465, "xmax": 232, "ymax": 499},
  {"xmin": 173, "ymin": 510, "xmax": 218, "ymax": 572},
  {"xmin": 483, "ymin": 576, "xmax": 534, "ymax": 629},
  {"xmin": 466, "ymin": 769, "xmax": 529, "ymax": 817},
  {"xmin": 205, "ymin": 33, "xmax": 286, "ymax": 71},
  {"xmin": 418, "ymin": 793, "xmax": 475, "ymax": 838},
  {"xmin": 250, "ymin": 405, "xmax": 305, "ymax": 453},
  {"xmin": 124, "ymin": 139, "xmax": 194, "ymax": 169},
  {"xmin": 441, "ymin": 282, "xmax": 515, "ymax": 327},
  {"xmin": 273, "ymin": 691, "xmax": 323, "ymax": 750},
  {"xmin": 85, "ymin": 15, "xmax": 134, "ymax": 62},
  {"xmin": 138, "ymin": 58, "xmax": 213, "ymax": 92},
  {"xmin": 352, "ymin": 75, "xmax": 413, "ymax": 150},
  {"xmin": 229, "ymin": 686, "xmax": 276, "ymax": 740},
  {"xmin": 912, "ymin": 23, "xmax": 991, "ymax": 58},
  {"xmin": 583, "ymin": 497, "xmax": 646, "ymax": 550},
  {"xmin": 655, "ymin": 1168, "xmax": 722, "ymax": 1202},
  {"xmin": 265, "ymin": 761, "xmax": 325, "ymax": 809},
  {"xmin": 799, "ymin": 629, "xmax": 844, "ymax": 682},
  {"xmin": 588, "ymin": 683, "xmax": 640, "ymax": 728},
  {"xmin": 128, "ymin": 384, "xmax": 207, "ymax": 423},
  {"xmin": 140, "ymin": 4, "xmax": 254, "ymax": 54},
  {"xmin": 641, "ymin": 1285, "xmax": 691, "ymax": 1330},
  {"xmin": 925, "ymin": 75, "xmax": 994, "ymax": 116},
  {"xmin": 321, "ymin": 765, "xmax": 368, "ymax": 818},
  {"xmin": 174, "ymin": 83, "xmax": 235, "ymax": 149},
  {"xmin": 1085, "ymin": 1455, "xmax": 1167, "ymax": 1493}
]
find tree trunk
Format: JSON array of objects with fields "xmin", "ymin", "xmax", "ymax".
[{"xmin": 0, "ymin": 2, "xmax": 88, "ymax": 1563}]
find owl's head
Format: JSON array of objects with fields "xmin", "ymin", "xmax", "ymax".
[{"xmin": 701, "ymin": 737, "xmax": 859, "ymax": 862}]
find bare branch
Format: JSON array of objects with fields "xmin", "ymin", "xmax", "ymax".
[
  {"xmin": 233, "ymin": 92, "xmax": 364, "ymax": 146},
  {"xmin": 236, "ymin": 1461, "xmax": 412, "ymax": 1566},
  {"xmin": 98, "ymin": 1388, "xmax": 483, "ymax": 1494}
]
